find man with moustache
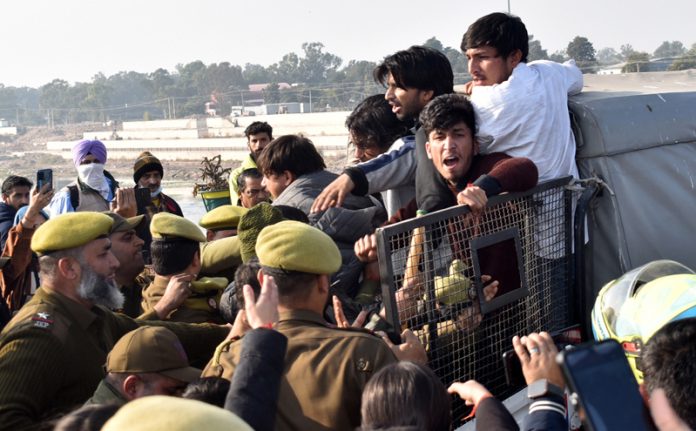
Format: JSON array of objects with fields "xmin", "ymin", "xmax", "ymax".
[
  {"xmin": 0, "ymin": 212, "xmax": 227, "ymax": 429},
  {"xmin": 311, "ymin": 46, "xmax": 454, "ymax": 214},
  {"xmin": 229, "ymin": 122, "xmax": 273, "ymax": 199}
]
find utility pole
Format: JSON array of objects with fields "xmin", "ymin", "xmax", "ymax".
[
  {"xmin": 507, "ymin": 0, "xmax": 511, "ymax": 13},
  {"xmin": 309, "ymin": 89, "xmax": 312, "ymax": 113}
]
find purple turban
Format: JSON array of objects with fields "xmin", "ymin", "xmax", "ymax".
[{"xmin": 71, "ymin": 139, "xmax": 107, "ymax": 168}]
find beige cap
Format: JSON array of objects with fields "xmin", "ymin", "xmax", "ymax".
[{"xmin": 106, "ymin": 326, "xmax": 201, "ymax": 383}]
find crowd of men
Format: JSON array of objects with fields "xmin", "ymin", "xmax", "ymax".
[{"xmin": 0, "ymin": 11, "xmax": 692, "ymax": 431}]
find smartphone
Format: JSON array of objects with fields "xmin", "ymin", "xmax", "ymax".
[
  {"xmin": 36, "ymin": 169, "xmax": 53, "ymax": 191},
  {"xmin": 557, "ymin": 339, "xmax": 656, "ymax": 431},
  {"xmin": 502, "ymin": 325, "xmax": 582, "ymax": 387},
  {"xmin": 135, "ymin": 187, "xmax": 153, "ymax": 214}
]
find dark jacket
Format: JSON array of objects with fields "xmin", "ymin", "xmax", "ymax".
[
  {"xmin": 272, "ymin": 170, "xmax": 387, "ymax": 315},
  {"xmin": 474, "ymin": 393, "xmax": 567, "ymax": 431},
  {"xmin": 225, "ymin": 328, "xmax": 288, "ymax": 431},
  {"xmin": 0, "ymin": 203, "xmax": 17, "ymax": 252},
  {"xmin": 84, "ymin": 379, "xmax": 128, "ymax": 407}
]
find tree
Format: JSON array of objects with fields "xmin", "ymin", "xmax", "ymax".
[
  {"xmin": 443, "ymin": 47, "xmax": 468, "ymax": 74},
  {"xmin": 567, "ymin": 36, "xmax": 597, "ymax": 72},
  {"xmin": 620, "ymin": 44, "xmax": 637, "ymax": 60},
  {"xmin": 423, "ymin": 37, "xmax": 445, "ymax": 52},
  {"xmin": 242, "ymin": 63, "xmax": 270, "ymax": 85},
  {"xmin": 82, "ymin": 73, "xmax": 112, "ymax": 122},
  {"xmin": 528, "ymin": 35, "xmax": 549, "ymax": 61},
  {"xmin": 653, "ymin": 41, "xmax": 686, "ymax": 59},
  {"xmin": 269, "ymin": 53, "xmax": 300, "ymax": 83},
  {"xmin": 567, "ymin": 36, "xmax": 596, "ymax": 62},
  {"xmin": 262, "ymin": 83, "xmax": 281, "ymax": 104},
  {"xmin": 669, "ymin": 44, "xmax": 696, "ymax": 71},
  {"xmin": 549, "ymin": 50, "xmax": 568, "ymax": 63},
  {"xmin": 622, "ymin": 52, "xmax": 651, "ymax": 73},
  {"xmin": 298, "ymin": 42, "xmax": 342, "ymax": 84},
  {"xmin": 596, "ymin": 47, "xmax": 622, "ymax": 65}
]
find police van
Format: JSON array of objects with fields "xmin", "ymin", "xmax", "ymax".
[{"xmin": 373, "ymin": 70, "xmax": 696, "ymax": 429}]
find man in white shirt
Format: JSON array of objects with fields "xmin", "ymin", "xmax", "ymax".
[
  {"xmin": 462, "ymin": 13, "xmax": 584, "ymax": 329},
  {"xmin": 462, "ymin": 12, "xmax": 583, "ymax": 183}
]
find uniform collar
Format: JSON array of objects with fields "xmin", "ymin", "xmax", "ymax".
[
  {"xmin": 90, "ymin": 379, "xmax": 128, "ymax": 406},
  {"xmin": 150, "ymin": 275, "xmax": 170, "ymax": 291},
  {"xmin": 277, "ymin": 309, "xmax": 327, "ymax": 328}
]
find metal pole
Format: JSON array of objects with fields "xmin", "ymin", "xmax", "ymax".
[{"xmin": 507, "ymin": 0, "xmax": 511, "ymax": 13}]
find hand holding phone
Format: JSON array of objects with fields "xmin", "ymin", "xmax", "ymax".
[
  {"xmin": 36, "ymin": 169, "xmax": 53, "ymax": 192},
  {"xmin": 557, "ymin": 339, "xmax": 656, "ymax": 431}
]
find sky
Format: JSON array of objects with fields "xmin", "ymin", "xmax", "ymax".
[{"xmin": 1, "ymin": 0, "xmax": 694, "ymax": 88}]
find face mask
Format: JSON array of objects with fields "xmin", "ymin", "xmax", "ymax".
[
  {"xmin": 77, "ymin": 163, "xmax": 105, "ymax": 186},
  {"xmin": 150, "ymin": 185, "xmax": 163, "ymax": 198}
]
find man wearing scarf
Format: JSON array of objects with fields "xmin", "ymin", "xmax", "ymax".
[
  {"xmin": 133, "ymin": 151, "xmax": 183, "ymax": 217},
  {"xmin": 48, "ymin": 139, "xmax": 120, "ymax": 215}
]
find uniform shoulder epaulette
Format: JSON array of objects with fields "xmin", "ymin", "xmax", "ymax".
[
  {"xmin": 208, "ymin": 336, "xmax": 243, "ymax": 377},
  {"xmin": 11, "ymin": 304, "xmax": 72, "ymax": 343},
  {"xmin": 329, "ymin": 324, "xmax": 381, "ymax": 337}
]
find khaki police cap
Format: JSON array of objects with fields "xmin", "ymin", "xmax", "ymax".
[
  {"xmin": 256, "ymin": 220, "xmax": 341, "ymax": 275},
  {"xmin": 200, "ymin": 236, "xmax": 242, "ymax": 277},
  {"xmin": 102, "ymin": 396, "xmax": 252, "ymax": 431},
  {"xmin": 31, "ymin": 212, "xmax": 114, "ymax": 254},
  {"xmin": 199, "ymin": 205, "xmax": 248, "ymax": 231},
  {"xmin": 103, "ymin": 211, "xmax": 145, "ymax": 234},
  {"xmin": 106, "ymin": 326, "xmax": 201, "ymax": 383},
  {"xmin": 150, "ymin": 212, "xmax": 205, "ymax": 243}
]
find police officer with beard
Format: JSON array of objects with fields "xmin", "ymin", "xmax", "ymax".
[{"xmin": 0, "ymin": 212, "xmax": 227, "ymax": 429}]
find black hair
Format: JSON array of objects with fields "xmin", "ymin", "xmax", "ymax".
[
  {"xmin": 642, "ymin": 317, "xmax": 696, "ymax": 429},
  {"xmin": 150, "ymin": 240, "xmax": 200, "ymax": 276},
  {"xmin": 275, "ymin": 205, "xmax": 310, "ymax": 224},
  {"xmin": 419, "ymin": 94, "xmax": 476, "ymax": 137},
  {"xmin": 256, "ymin": 135, "xmax": 326, "ymax": 178},
  {"xmin": 360, "ymin": 362, "xmax": 451, "ymax": 431},
  {"xmin": 244, "ymin": 121, "xmax": 273, "ymax": 140},
  {"xmin": 462, "ymin": 12, "xmax": 529, "ymax": 62},
  {"xmin": 182, "ymin": 377, "xmax": 231, "ymax": 408},
  {"xmin": 374, "ymin": 46, "xmax": 453, "ymax": 97},
  {"xmin": 1, "ymin": 175, "xmax": 32, "ymax": 195},
  {"xmin": 346, "ymin": 94, "xmax": 410, "ymax": 153},
  {"xmin": 261, "ymin": 266, "xmax": 318, "ymax": 304},
  {"xmin": 234, "ymin": 258, "xmax": 262, "ymax": 309},
  {"xmin": 237, "ymin": 168, "xmax": 263, "ymax": 192}
]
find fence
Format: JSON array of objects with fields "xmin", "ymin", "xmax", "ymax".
[{"xmin": 374, "ymin": 176, "xmax": 576, "ymax": 425}]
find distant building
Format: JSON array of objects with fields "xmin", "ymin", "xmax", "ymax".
[
  {"xmin": 247, "ymin": 83, "xmax": 292, "ymax": 92},
  {"xmin": 597, "ymin": 63, "xmax": 625, "ymax": 75}
]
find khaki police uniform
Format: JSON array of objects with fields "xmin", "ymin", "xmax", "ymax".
[
  {"xmin": 141, "ymin": 276, "xmax": 227, "ymax": 324},
  {"xmin": 118, "ymin": 273, "xmax": 151, "ymax": 319},
  {"xmin": 203, "ymin": 309, "xmax": 397, "ymax": 431},
  {"xmin": 0, "ymin": 287, "xmax": 226, "ymax": 429},
  {"xmin": 86, "ymin": 325, "xmax": 202, "ymax": 406},
  {"xmin": 141, "ymin": 213, "xmax": 228, "ymax": 323}
]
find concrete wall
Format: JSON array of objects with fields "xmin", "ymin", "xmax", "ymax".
[
  {"xmin": 47, "ymin": 134, "xmax": 348, "ymax": 161},
  {"xmin": 122, "ymin": 119, "xmax": 197, "ymax": 130},
  {"xmin": 0, "ymin": 126, "xmax": 18, "ymax": 136}
]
